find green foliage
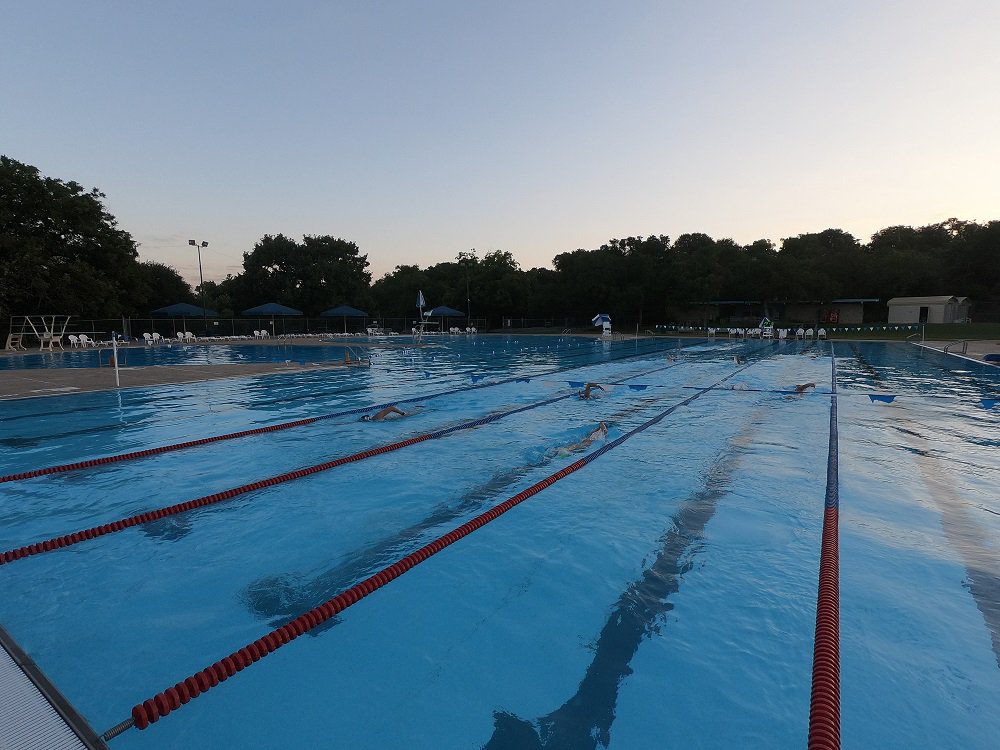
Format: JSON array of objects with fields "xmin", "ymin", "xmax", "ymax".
[
  {"xmin": 3, "ymin": 158, "xmax": 998, "ymax": 328},
  {"xmin": 219, "ymin": 234, "xmax": 372, "ymax": 315},
  {"xmin": 0, "ymin": 155, "xmax": 140, "ymax": 318}
]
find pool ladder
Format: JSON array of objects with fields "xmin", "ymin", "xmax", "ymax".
[{"xmin": 942, "ymin": 339, "xmax": 968, "ymax": 355}]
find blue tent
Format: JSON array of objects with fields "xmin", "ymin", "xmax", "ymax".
[
  {"xmin": 242, "ymin": 303, "xmax": 303, "ymax": 316},
  {"xmin": 321, "ymin": 304, "xmax": 368, "ymax": 318},
  {"xmin": 151, "ymin": 303, "xmax": 218, "ymax": 317},
  {"xmin": 320, "ymin": 304, "xmax": 369, "ymax": 333},
  {"xmin": 426, "ymin": 305, "xmax": 464, "ymax": 317}
]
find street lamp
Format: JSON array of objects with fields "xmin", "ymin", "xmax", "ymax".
[{"xmin": 189, "ymin": 239, "xmax": 208, "ymax": 334}]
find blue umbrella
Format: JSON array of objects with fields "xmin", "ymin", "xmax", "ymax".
[
  {"xmin": 242, "ymin": 303, "xmax": 303, "ymax": 316},
  {"xmin": 321, "ymin": 304, "xmax": 369, "ymax": 333},
  {"xmin": 242, "ymin": 303, "xmax": 303, "ymax": 336},
  {"xmin": 151, "ymin": 303, "xmax": 218, "ymax": 317}
]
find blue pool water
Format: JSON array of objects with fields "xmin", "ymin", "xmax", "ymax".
[
  {"xmin": 0, "ymin": 336, "xmax": 997, "ymax": 749},
  {"xmin": 0, "ymin": 340, "xmax": 371, "ymax": 369}
]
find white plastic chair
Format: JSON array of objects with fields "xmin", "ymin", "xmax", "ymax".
[
  {"xmin": 184, "ymin": 331, "xmax": 197, "ymax": 342},
  {"xmin": 796, "ymin": 328, "xmax": 805, "ymax": 339},
  {"xmin": 143, "ymin": 333, "xmax": 153, "ymax": 345},
  {"xmin": 817, "ymin": 328, "xmax": 827, "ymax": 339},
  {"xmin": 68, "ymin": 334, "xmax": 81, "ymax": 348},
  {"xmin": 805, "ymin": 328, "xmax": 815, "ymax": 339},
  {"xmin": 152, "ymin": 332, "xmax": 162, "ymax": 344},
  {"xmin": 78, "ymin": 334, "xmax": 97, "ymax": 347}
]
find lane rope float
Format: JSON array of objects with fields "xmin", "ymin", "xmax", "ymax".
[
  {"xmin": 807, "ymin": 343, "xmax": 841, "ymax": 750},
  {"xmin": 104, "ymin": 362, "xmax": 754, "ymax": 739},
  {"xmin": 1, "ymin": 356, "xmax": 693, "ymax": 566},
  {"xmin": 0, "ymin": 338, "xmax": 684, "ymax": 484}
]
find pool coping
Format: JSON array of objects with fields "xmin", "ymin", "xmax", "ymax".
[{"xmin": 0, "ymin": 623, "xmax": 108, "ymax": 750}]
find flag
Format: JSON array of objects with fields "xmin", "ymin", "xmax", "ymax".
[{"xmin": 416, "ymin": 290, "xmax": 425, "ymax": 308}]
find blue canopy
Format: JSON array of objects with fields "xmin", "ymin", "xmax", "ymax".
[
  {"xmin": 592, "ymin": 313, "xmax": 611, "ymax": 325},
  {"xmin": 321, "ymin": 304, "xmax": 368, "ymax": 317},
  {"xmin": 242, "ymin": 303, "xmax": 303, "ymax": 316},
  {"xmin": 425, "ymin": 305, "xmax": 465, "ymax": 317},
  {"xmin": 151, "ymin": 303, "xmax": 217, "ymax": 317}
]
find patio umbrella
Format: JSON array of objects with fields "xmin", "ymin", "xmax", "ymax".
[
  {"xmin": 425, "ymin": 305, "xmax": 465, "ymax": 332},
  {"xmin": 242, "ymin": 302, "xmax": 303, "ymax": 335},
  {"xmin": 321, "ymin": 304, "xmax": 368, "ymax": 334},
  {"xmin": 151, "ymin": 303, "xmax": 218, "ymax": 337},
  {"xmin": 151, "ymin": 303, "xmax": 218, "ymax": 317}
]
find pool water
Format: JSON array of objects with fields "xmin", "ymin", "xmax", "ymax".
[{"xmin": 0, "ymin": 336, "xmax": 997, "ymax": 749}]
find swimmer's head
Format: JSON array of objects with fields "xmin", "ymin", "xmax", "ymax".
[{"xmin": 359, "ymin": 414, "xmax": 372, "ymax": 422}]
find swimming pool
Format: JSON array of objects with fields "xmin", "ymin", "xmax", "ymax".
[
  {"xmin": 1, "ymin": 336, "xmax": 997, "ymax": 749},
  {"xmin": 0, "ymin": 340, "xmax": 374, "ymax": 370}
]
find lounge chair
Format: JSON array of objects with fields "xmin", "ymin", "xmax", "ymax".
[
  {"xmin": 184, "ymin": 331, "xmax": 197, "ymax": 342},
  {"xmin": 78, "ymin": 334, "xmax": 97, "ymax": 347}
]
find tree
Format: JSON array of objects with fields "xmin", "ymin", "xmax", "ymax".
[
  {"xmin": 0, "ymin": 155, "xmax": 140, "ymax": 318},
  {"xmin": 131, "ymin": 261, "xmax": 194, "ymax": 312},
  {"xmin": 231, "ymin": 234, "xmax": 371, "ymax": 314}
]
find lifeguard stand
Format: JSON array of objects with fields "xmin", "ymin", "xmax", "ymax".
[
  {"xmin": 6, "ymin": 315, "xmax": 73, "ymax": 351},
  {"xmin": 592, "ymin": 312, "xmax": 612, "ymax": 337}
]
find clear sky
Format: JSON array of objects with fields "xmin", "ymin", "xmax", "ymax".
[{"xmin": 4, "ymin": 1, "xmax": 999, "ymax": 287}]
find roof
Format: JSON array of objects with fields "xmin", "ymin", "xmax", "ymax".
[
  {"xmin": 150, "ymin": 302, "xmax": 218, "ymax": 317},
  {"xmin": 424, "ymin": 305, "xmax": 464, "ymax": 317},
  {"xmin": 320, "ymin": 304, "xmax": 368, "ymax": 317},
  {"xmin": 886, "ymin": 296, "xmax": 968, "ymax": 306},
  {"xmin": 831, "ymin": 298, "xmax": 880, "ymax": 303},
  {"xmin": 241, "ymin": 303, "xmax": 303, "ymax": 316}
]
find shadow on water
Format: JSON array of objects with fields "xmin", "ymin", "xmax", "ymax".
[
  {"xmin": 242, "ymin": 458, "xmax": 552, "ymax": 634},
  {"xmin": 242, "ymin": 396, "xmax": 667, "ymax": 634},
  {"xmin": 483, "ymin": 417, "xmax": 757, "ymax": 750}
]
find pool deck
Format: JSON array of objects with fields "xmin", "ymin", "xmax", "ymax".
[
  {"xmin": 0, "ymin": 339, "xmax": 374, "ymax": 400},
  {"xmin": 0, "ymin": 337, "xmax": 995, "ymax": 401}
]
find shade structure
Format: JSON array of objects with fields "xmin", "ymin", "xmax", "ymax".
[
  {"xmin": 151, "ymin": 303, "xmax": 218, "ymax": 317},
  {"xmin": 425, "ymin": 305, "xmax": 464, "ymax": 317},
  {"xmin": 241, "ymin": 303, "xmax": 303, "ymax": 316},
  {"xmin": 592, "ymin": 313, "xmax": 611, "ymax": 326},
  {"xmin": 320, "ymin": 304, "xmax": 368, "ymax": 318},
  {"xmin": 320, "ymin": 304, "xmax": 368, "ymax": 334}
]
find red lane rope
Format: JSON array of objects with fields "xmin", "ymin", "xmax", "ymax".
[
  {"xmin": 2, "ymin": 355, "xmax": 693, "ymax": 566},
  {"xmin": 808, "ymin": 345, "xmax": 840, "ymax": 749},
  {"xmin": 0, "ymin": 433, "xmax": 429, "ymax": 565},
  {"xmin": 0, "ymin": 418, "xmax": 318, "ymax": 484},
  {"xmin": 0, "ymin": 341, "xmax": 676, "ymax": 485},
  {"xmin": 110, "ymin": 365, "xmax": 748, "ymax": 736}
]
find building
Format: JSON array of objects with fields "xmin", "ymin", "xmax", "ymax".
[{"xmin": 886, "ymin": 296, "xmax": 970, "ymax": 324}]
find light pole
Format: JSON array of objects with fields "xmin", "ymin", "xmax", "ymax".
[{"xmin": 189, "ymin": 239, "xmax": 208, "ymax": 334}]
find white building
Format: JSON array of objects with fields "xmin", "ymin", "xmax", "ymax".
[{"xmin": 886, "ymin": 296, "xmax": 970, "ymax": 324}]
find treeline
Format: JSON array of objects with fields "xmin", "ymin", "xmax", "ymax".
[{"xmin": 3, "ymin": 156, "xmax": 998, "ymax": 327}]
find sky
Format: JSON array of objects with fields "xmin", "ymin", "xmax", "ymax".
[{"xmin": 4, "ymin": 1, "xmax": 999, "ymax": 287}]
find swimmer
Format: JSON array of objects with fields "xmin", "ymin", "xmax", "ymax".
[
  {"xmin": 359, "ymin": 405, "xmax": 408, "ymax": 422},
  {"xmin": 580, "ymin": 383, "xmax": 605, "ymax": 400},
  {"xmin": 559, "ymin": 422, "xmax": 609, "ymax": 454},
  {"xmin": 734, "ymin": 355, "xmax": 744, "ymax": 365},
  {"xmin": 794, "ymin": 382, "xmax": 816, "ymax": 393}
]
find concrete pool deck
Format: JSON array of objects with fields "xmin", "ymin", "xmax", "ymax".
[{"xmin": 0, "ymin": 337, "xmax": 996, "ymax": 401}]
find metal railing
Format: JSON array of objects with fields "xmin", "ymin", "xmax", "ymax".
[{"xmin": 942, "ymin": 340, "xmax": 968, "ymax": 355}]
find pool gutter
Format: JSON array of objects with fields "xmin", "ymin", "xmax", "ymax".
[{"xmin": 0, "ymin": 623, "xmax": 109, "ymax": 750}]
